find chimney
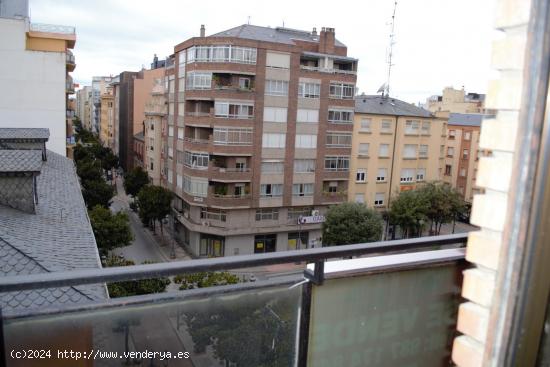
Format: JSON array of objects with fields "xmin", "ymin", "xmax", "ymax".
[
  {"xmin": 312, "ymin": 27, "xmax": 317, "ymax": 36},
  {"xmin": 318, "ymin": 27, "xmax": 336, "ymax": 54},
  {"xmin": 200, "ymin": 24, "xmax": 205, "ymax": 37}
]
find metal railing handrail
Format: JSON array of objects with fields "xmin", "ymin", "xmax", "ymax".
[{"xmin": 0, "ymin": 233, "xmax": 468, "ymax": 293}]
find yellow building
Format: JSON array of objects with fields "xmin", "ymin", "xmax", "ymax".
[
  {"xmin": 349, "ymin": 95, "xmax": 446, "ymax": 209},
  {"xmin": 99, "ymin": 88, "xmax": 114, "ymax": 148},
  {"xmin": 426, "ymin": 86, "xmax": 488, "ymax": 114}
]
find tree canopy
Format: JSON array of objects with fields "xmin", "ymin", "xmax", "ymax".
[
  {"xmin": 88, "ymin": 205, "xmax": 133, "ymax": 255},
  {"xmin": 123, "ymin": 167, "xmax": 150, "ymax": 197},
  {"xmin": 322, "ymin": 202, "xmax": 383, "ymax": 246},
  {"xmin": 136, "ymin": 185, "xmax": 172, "ymax": 231},
  {"xmin": 81, "ymin": 179, "xmax": 114, "ymax": 209},
  {"xmin": 389, "ymin": 189, "xmax": 429, "ymax": 238}
]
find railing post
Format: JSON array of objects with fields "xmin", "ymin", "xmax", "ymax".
[
  {"xmin": 297, "ymin": 281, "xmax": 312, "ymax": 367},
  {"xmin": 312, "ymin": 261, "xmax": 324, "ymax": 285}
]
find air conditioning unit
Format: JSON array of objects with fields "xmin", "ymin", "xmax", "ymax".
[{"xmin": 311, "ymin": 210, "xmax": 320, "ymax": 216}]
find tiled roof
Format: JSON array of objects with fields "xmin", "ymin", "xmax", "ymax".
[
  {"xmin": 0, "ymin": 150, "xmax": 108, "ymax": 313},
  {"xmin": 0, "ymin": 150, "xmax": 42, "ymax": 173},
  {"xmin": 210, "ymin": 24, "xmax": 346, "ymax": 47},
  {"xmin": 448, "ymin": 113, "xmax": 492, "ymax": 127},
  {"xmin": 0, "ymin": 128, "xmax": 49, "ymax": 140},
  {"xmin": 355, "ymin": 95, "xmax": 433, "ymax": 118}
]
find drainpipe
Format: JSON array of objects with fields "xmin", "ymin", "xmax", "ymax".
[{"xmin": 384, "ymin": 114, "xmax": 400, "ymax": 240}]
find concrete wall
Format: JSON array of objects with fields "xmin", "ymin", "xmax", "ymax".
[{"xmin": 0, "ymin": 18, "xmax": 67, "ymax": 156}]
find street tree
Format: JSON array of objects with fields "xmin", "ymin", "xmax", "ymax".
[
  {"xmin": 417, "ymin": 181, "xmax": 467, "ymax": 235},
  {"xmin": 123, "ymin": 167, "xmax": 150, "ymax": 197},
  {"xmin": 76, "ymin": 158, "xmax": 103, "ymax": 182},
  {"xmin": 81, "ymin": 179, "xmax": 114, "ymax": 209},
  {"xmin": 104, "ymin": 256, "xmax": 170, "ymax": 298},
  {"xmin": 322, "ymin": 202, "xmax": 383, "ymax": 246},
  {"xmin": 389, "ymin": 189, "xmax": 429, "ymax": 238},
  {"xmin": 88, "ymin": 205, "xmax": 133, "ymax": 256},
  {"xmin": 136, "ymin": 185, "xmax": 172, "ymax": 232}
]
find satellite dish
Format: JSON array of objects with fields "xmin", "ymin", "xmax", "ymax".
[{"xmin": 377, "ymin": 83, "xmax": 387, "ymax": 94}]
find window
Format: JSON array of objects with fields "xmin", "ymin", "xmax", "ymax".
[
  {"xmin": 298, "ymin": 82, "xmax": 320, "ymax": 98},
  {"xmin": 376, "ymin": 168, "xmax": 387, "ymax": 182},
  {"xmin": 177, "ymin": 174, "xmax": 183, "ymax": 188},
  {"xmin": 400, "ymin": 168, "xmax": 415, "ymax": 183},
  {"xmin": 167, "ymin": 169, "xmax": 173, "ymax": 184},
  {"xmin": 329, "ymin": 82, "xmax": 355, "ymax": 99},
  {"xmin": 199, "ymin": 234, "xmax": 225, "ymax": 257},
  {"xmin": 447, "ymin": 147, "xmax": 455, "ymax": 157},
  {"xmin": 294, "ymin": 159, "xmax": 316, "ymax": 173},
  {"xmin": 183, "ymin": 175, "xmax": 208, "ymax": 197},
  {"xmin": 213, "ymin": 127, "xmax": 253, "ymax": 145},
  {"xmin": 463, "ymin": 149, "xmax": 469, "ymax": 159},
  {"xmin": 360, "ymin": 118, "xmax": 372, "ymax": 132},
  {"xmin": 416, "ymin": 168, "xmax": 426, "ymax": 181},
  {"xmin": 327, "ymin": 181, "xmax": 338, "ymax": 193},
  {"xmin": 266, "ymin": 52, "xmax": 290, "ymax": 69},
  {"xmin": 297, "ymin": 109, "xmax": 319, "ymax": 123},
  {"xmin": 421, "ymin": 121, "xmax": 431, "ymax": 134},
  {"xmin": 296, "ymin": 134, "xmax": 317, "ymax": 148},
  {"xmin": 403, "ymin": 144, "xmax": 417, "ymax": 159},
  {"xmin": 187, "ymin": 45, "xmax": 257, "ymax": 64},
  {"xmin": 238, "ymin": 77, "xmax": 251, "ymax": 89},
  {"xmin": 178, "ymin": 77, "xmax": 185, "ymax": 92},
  {"xmin": 149, "ymin": 158, "xmax": 154, "ymax": 171},
  {"xmin": 261, "ymin": 160, "xmax": 284, "ymax": 173},
  {"xmin": 262, "ymin": 133, "xmax": 286, "ymax": 148},
  {"xmin": 460, "ymin": 168, "xmax": 467, "ymax": 177},
  {"xmin": 419, "ymin": 145, "xmax": 428, "ymax": 158},
  {"xmin": 149, "ymin": 138, "xmax": 154, "ymax": 150},
  {"xmin": 263, "ymin": 107, "xmax": 287, "ymax": 123},
  {"xmin": 405, "ymin": 120, "xmax": 420, "ymax": 134},
  {"xmin": 356, "ymin": 169, "xmax": 366, "ymax": 182},
  {"xmin": 440, "ymin": 145, "xmax": 445, "ymax": 156},
  {"xmin": 324, "ymin": 156, "xmax": 350, "ymax": 171},
  {"xmin": 177, "ymin": 102, "xmax": 185, "ymax": 117},
  {"xmin": 260, "ymin": 184, "xmax": 283, "ymax": 197},
  {"xmin": 358, "ymin": 143, "xmax": 369, "ymax": 156},
  {"xmin": 328, "ymin": 109, "xmax": 353, "ymax": 124},
  {"xmin": 169, "ymin": 103, "xmax": 174, "ymax": 115},
  {"xmin": 381, "ymin": 119, "xmax": 392, "ymax": 133},
  {"xmin": 201, "ymin": 208, "xmax": 227, "ymax": 222},
  {"xmin": 288, "ymin": 207, "xmax": 313, "ymax": 220},
  {"xmin": 214, "ymin": 101, "xmax": 254, "ymax": 119},
  {"xmin": 168, "ymin": 147, "xmax": 174, "ymax": 159},
  {"xmin": 255, "ymin": 208, "xmax": 279, "ymax": 221},
  {"xmin": 374, "ymin": 193, "xmax": 385, "ymax": 206},
  {"xmin": 449, "ymin": 130, "xmax": 456, "ymax": 139},
  {"xmin": 355, "ymin": 194, "xmax": 365, "ymax": 203},
  {"xmin": 326, "ymin": 133, "xmax": 352, "ymax": 147},
  {"xmin": 464, "ymin": 131, "xmax": 471, "ymax": 141},
  {"xmin": 168, "ymin": 126, "xmax": 174, "ymax": 137},
  {"xmin": 186, "ymin": 72, "xmax": 212, "ymax": 90},
  {"xmin": 265, "ymin": 80, "xmax": 289, "ymax": 96},
  {"xmin": 292, "ymin": 183, "xmax": 314, "ymax": 196},
  {"xmin": 445, "ymin": 164, "xmax": 452, "ymax": 176},
  {"xmin": 177, "ymin": 128, "xmax": 184, "ymax": 140},
  {"xmin": 379, "ymin": 144, "xmax": 390, "ymax": 158},
  {"xmin": 254, "ymin": 234, "xmax": 276, "ymax": 253},
  {"xmin": 184, "ymin": 151, "xmax": 209, "ymax": 169}
]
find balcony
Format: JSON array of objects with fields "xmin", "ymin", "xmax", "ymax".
[
  {"xmin": 66, "ymin": 50, "xmax": 75, "ymax": 71},
  {"xmin": 0, "ymin": 234, "xmax": 468, "ymax": 367},
  {"xmin": 65, "ymin": 76, "xmax": 74, "ymax": 94},
  {"xmin": 210, "ymin": 166, "xmax": 252, "ymax": 182}
]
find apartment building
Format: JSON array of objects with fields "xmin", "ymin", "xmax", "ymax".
[
  {"xmin": 0, "ymin": 0, "xmax": 76, "ymax": 157},
  {"xmin": 99, "ymin": 87, "xmax": 114, "ymax": 148},
  {"xmin": 426, "ymin": 86, "xmax": 487, "ymax": 114},
  {"xmin": 91, "ymin": 76, "xmax": 113, "ymax": 134},
  {"xmin": 144, "ymin": 77, "xmax": 166, "ymax": 185},
  {"xmin": 76, "ymin": 86, "xmax": 92, "ymax": 130},
  {"xmin": 162, "ymin": 25, "xmax": 357, "ymax": 257},
  {"xmin": 348, "ymin": 95, "xmax": 446, "ymax": 209},
  {"xmin": 442, "ymin": 113, "xmax": 488, "ymax": 202}
]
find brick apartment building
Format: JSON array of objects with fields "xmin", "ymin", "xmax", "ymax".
[{"xmin": 162, "ymin": 24, "xmax": 357, "ymax": 257}]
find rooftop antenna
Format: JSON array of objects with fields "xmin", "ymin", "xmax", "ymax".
[{"xmin": 385, "ymin": 1, "xmax": 398, "ymax": 98}]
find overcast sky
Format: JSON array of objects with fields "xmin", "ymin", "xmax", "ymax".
[{"xmin": 30, "ymin": 0, "xmax": 497, "ymax": 104}]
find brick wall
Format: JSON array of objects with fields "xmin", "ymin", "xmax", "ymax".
[{"xmin": 451, "ymin": 0, "xmax": 532, "ymax": 365}]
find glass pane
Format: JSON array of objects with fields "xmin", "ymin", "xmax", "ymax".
[
  {"xmin": 307, "ymin": 262, "xmax": 465, "ymax": 367},
  {"xmin": 3, "ymin": 283, "xmax": 302, "ymax": 367}
]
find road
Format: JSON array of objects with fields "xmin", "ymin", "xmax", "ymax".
[{"xmin": 110, "ymin": 176, "xmax": 168, "ymax": 264}]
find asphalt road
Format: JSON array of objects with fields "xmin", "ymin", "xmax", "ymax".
[{"xmin": 110, "ymin": 177, "xmax": 168, "ymax": 264}]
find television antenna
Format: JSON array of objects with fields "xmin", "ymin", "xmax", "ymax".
[{"xmin": 384, "ymin": 1, "xmax": 398, "ymax": 97}]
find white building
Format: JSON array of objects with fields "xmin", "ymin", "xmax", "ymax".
[{"xmin": 0, "ymin": 1, "xmax": 76, "ymax": 157}]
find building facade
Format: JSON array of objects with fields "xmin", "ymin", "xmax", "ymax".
[
  {"xmin": 162, "ymin": 25, "xmax": 357, "ymax": 257},
  {"xmin": 0, "ymin": 0, "xmax": 76, "ymax": 157},
  {"xmin": 426, "ymin": 86, "xmax": 487, "ymax": 114},
  {"xmin": 348, "ymin": 95, "xmax": 446, "ymax": 210},
  {"xmin": 442, "ymin": 113, "xmax": 485, "ymax": 202},
  {"xmin": 99, "ymin": 87, "xmax": 114, "ymax": 148},
  {"xmin": 144, "ymin": 77, "xmax": 166, "ymax": 185},
  {"xmin": 76, "ymin": 86, "xmax": 92, "ymax": 131},
  {"xmin": 91, "ymin": 76, "xmax": 113, "ymax": 134}
]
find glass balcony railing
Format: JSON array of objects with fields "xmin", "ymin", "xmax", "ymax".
[{"xmin": 0, "ymin": 233, "xmax": 468, "ymax": 367}]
